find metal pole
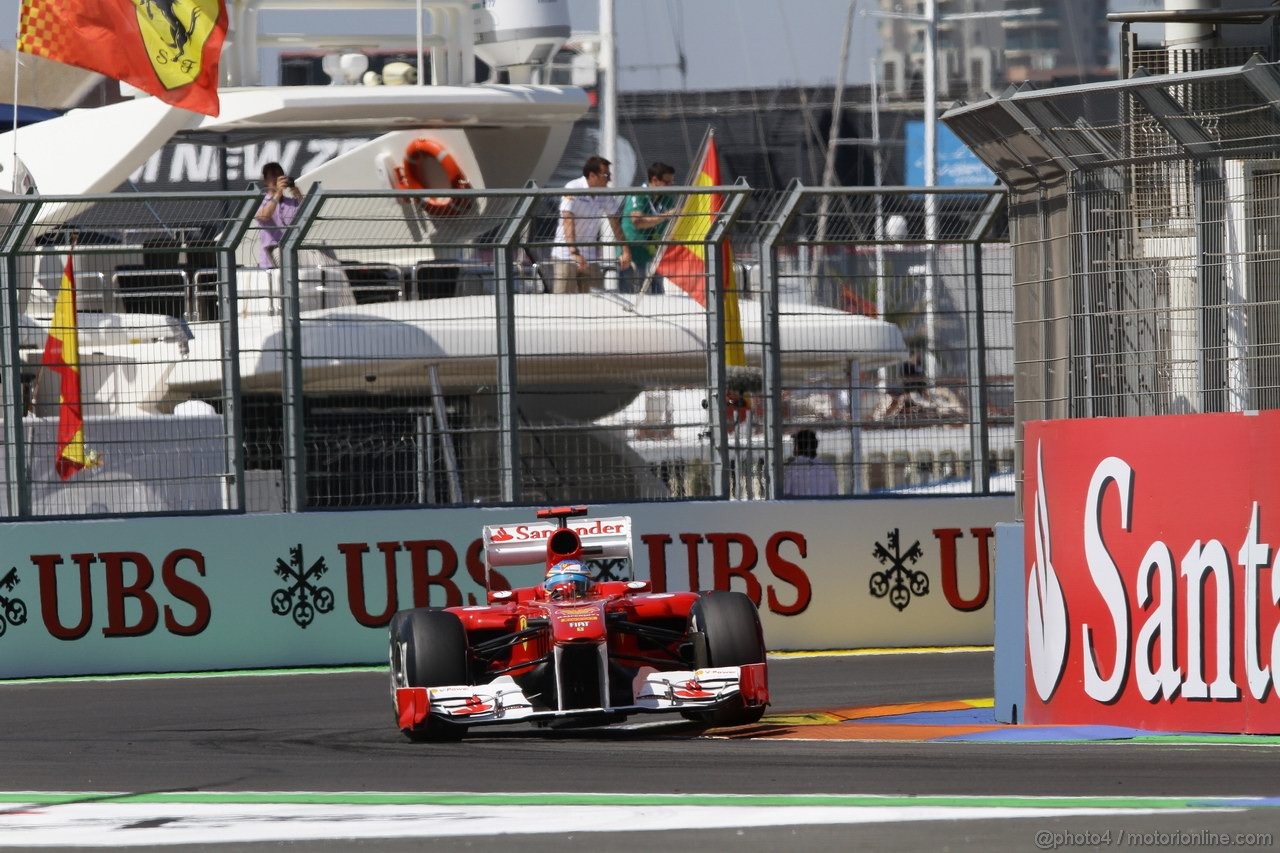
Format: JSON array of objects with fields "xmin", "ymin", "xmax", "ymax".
[
  {"xmin": 967, "ymin": 243, "xmax": 990, "ymax": 494},
  {"xmin": 494, "ymin": 240, "xmax": 520, "ymax": 502},
  {"xmin": 0, "ymin": 198, "xmax": 39, "ymax": 517},
  {"xmin": 416, "ymin": 0, "xmax": 425, "ymax": 85},
  {"xmin": 871, "ymin": 57, "xmax": 887, "ymax": 400},
  {"xmin": 923, "ymin": 0, "xmax": 939, "ymax": 383},
  {"xmin": 218, "ymin": 194, "xmax": 261, "ymax": 513},
  {"xmin": 815, "ymin": 0, "xmax": 857, "ymax": 256},
  {"xmin": 600, "ymin": 0, "xmax": 618, "ymax": 169},
  {"xmin": 495, "ymin": 189, "xmax": 538, "ymax": 503},
  {"xmin": 708, "ymin": 239, "xmax": 729, "ymax": 499},
  {"xmin": 820, "ymin": 0, "xmax": 855, "ymax": 194},
  {"xmin": 279, "ymin": 185, "xmax": 326, "ymax": 513},
  {"xmin": 760, "ymin": 182, "xmax": 806, "ymax": 499},
  {"xmin": 415, "ymin": 410, "xmax": 430, "ymax": 503},
  {"xmin": 706, "ymin": 186, "xmax": 752, "ymax": 500},
  {"xmin": 428, "ymin": 364, "xmax": 461, "ymax": 503},
  {"xmin": 848, "ymin": 358, "xmax": 861, "ymax": 495}
]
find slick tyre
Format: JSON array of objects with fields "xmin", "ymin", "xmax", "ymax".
[
  {"xmin": 686, "ymin": 591, "xmax": 767, "ymax": 727},
  {"xmin": 389, "ymin": 608, "xmax": 469, "ymax": 742}
]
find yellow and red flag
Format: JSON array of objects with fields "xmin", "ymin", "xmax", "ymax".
[
  {"xmin": 42, "ymin": 256, "xmax": 87, "ymax": 480},
  {"xmin": 655, "ymin": 132, "xmax": 745, "ymax": 367},
  {"xmin": 18, "ymin": 0, "xmax": 227, "ymax": 117}
]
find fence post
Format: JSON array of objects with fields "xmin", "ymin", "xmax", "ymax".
[
  {"xmin": 707, "ymin": 184, "xmax": 752, "ymax": 499},
  {"xmin": 759, "ymin": 181, "xmax": 805, "ymax": 500},
  {"xmin": 968, "ymin": 242, "xmax": 990, "ymax": 493},
  {"xmin": 495, "ymin": 188, "xmax": 539, "ymax": 503},
  {"xmin": 278, "ymin": 184, "xmax": 326, "ymax": 512},
  {"xmin": 0, "ymin": 199, "xmax": 41, "ymax": 517},
  {"xmin": 219, "ymin": 194, "xmax": 261, "ymax": 512}
]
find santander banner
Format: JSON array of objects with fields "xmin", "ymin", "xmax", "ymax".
[{"xmin": 1025, "ymin": 413, "xmax": 1280, "ymax": 733}]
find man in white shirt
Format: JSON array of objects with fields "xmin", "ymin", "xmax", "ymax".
[
  {"xmin": 783, "ymin": 429, "xmax": 839, "ymax": 496},
  {"xmin": 549, "ymin": 156, "xmax": 632, "ymax": 293}
]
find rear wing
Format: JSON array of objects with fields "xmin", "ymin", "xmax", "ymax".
[{"xmin": 482, "ymin": 514, "xmax": 633, "ymax": 587}]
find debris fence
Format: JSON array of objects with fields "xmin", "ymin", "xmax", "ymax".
[{"xmin": 0, "ymin": 184, "xmax": 1010, "ymax": 516}]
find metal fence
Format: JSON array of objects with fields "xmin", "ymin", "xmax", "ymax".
[
  {"xmin": 0, "ymin": 183, "xmax": 1010, "ymax": 517},
  {"xmin": 944, "ymin": 58, "xmax": 1280, "ymax": 517}
]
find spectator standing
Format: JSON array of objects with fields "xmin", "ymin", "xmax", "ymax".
[
  {"xmin": 548, "ymin": 155, "xmax": 632, "ymax": 293},
  {"xmin": 255, "ymin": 161, "xmax": 303, "ymax": 268},
  {"xmin": 618, "ymin": 161, "xmax": 677, "ymax": 294},
  {"xmin": 783, "ymin": 429, "xmax": 839, "ymax": 496},
  {"xmin": 881, "ymin": 350, "xmax": 929, "ymax": 419}
]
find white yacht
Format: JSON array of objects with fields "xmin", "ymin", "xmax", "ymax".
[{"xmin": 0, "ymin": 0, "xmax": 907, "ymax": 513}]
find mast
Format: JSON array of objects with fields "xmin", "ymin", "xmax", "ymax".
[{"xmin": 812, "ymin": 0, "xmax": 857, "ymax": 302}]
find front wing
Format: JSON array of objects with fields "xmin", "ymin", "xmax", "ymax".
[{"xmin": 395, "ymin": 663, "xmax": 769, "ymax": 731}]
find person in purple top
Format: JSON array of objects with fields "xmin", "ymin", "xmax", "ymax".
[{"xmin": 254, "ymin": 161, "xmax": 303, "ymax": 267}]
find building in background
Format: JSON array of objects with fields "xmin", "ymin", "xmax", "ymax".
[{"xmin": 877, "ymin": 0, "xmax": 1112, "ymax": 102}]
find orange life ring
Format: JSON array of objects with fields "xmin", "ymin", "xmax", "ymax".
[{"xmin": 392, "ymin": 137, "xmax": 474, "ymax": 217}]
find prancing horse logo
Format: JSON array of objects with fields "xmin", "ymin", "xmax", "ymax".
[
  {"xmin": 140, "ymin": 0, "xmax": 199, "ymax": 58},
  {"xmin": 133, "ymin": 0, "xmax": 218, "ymax": 91}
]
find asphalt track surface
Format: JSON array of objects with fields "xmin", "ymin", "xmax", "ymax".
[{"xmin": 3, "ymin": 651, "xmax": 1280, "ymax": 851}]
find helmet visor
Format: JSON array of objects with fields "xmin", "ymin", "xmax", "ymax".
[{"xmin": 544, "ymin": 572, "xmax": 593, "ymax": 600}]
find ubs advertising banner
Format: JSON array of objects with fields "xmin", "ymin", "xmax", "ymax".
[
  {"xmin": 0, "ymin": 497, "xmax": 1008, "ymax": 679},
  {"xmin": 1025, "ymin": 413, "xmax": 1280, "ymax": 734}
]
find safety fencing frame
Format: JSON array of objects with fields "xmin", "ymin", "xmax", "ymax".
[
  {"xmin": 750, "ymin": 183, "xmax": 1012, "ymax": 499},
  {"xmin": 278, "ymin": 183, "xmax": 750, "ymax": 511},
  {"xmin": 0, "ymin": 183, "xmax": 1012, "ymax": 518},
  {"xmin": 944, "ymin": 57, "xmax": 1280, "ymax": 517},
  {"xmin": 0, "ymin": 191, "xmax": 261, "ymax": 517}
]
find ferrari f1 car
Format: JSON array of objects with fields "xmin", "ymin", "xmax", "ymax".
[{"xmin": 389, "ymin": 506, "xmax": 769, "ymax": 740}]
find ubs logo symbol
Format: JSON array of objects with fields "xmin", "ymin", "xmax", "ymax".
[
  {"xmin": 0, "ymin": 567, "xmax": 27, "ymax": 638},
  {"xmin": 271, "ymin": 545, "xmax": 335, "ymax": 629},
  {"xmin": 870, "ymin": 529, "xmax": 929, "ymax": 611}
]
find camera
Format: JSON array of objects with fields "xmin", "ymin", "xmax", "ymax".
[{"xmin": 284, "ymin": 177, "xmax": 296, "ymax": 188}]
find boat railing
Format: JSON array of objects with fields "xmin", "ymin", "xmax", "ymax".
[
  {"xmin": 110, "ymin": 267, "xmax": 192, "ymax": 320},
  {"xmin": 34, "ymin": 271, "xmax": 109, "ymax": 314}
]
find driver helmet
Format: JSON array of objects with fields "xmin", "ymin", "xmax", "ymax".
[{"xmin": 543, "ymin": 559, "xmax": 594, "ymax": 600}]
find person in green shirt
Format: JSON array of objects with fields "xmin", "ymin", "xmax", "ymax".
[{"xmin": 618, "ymin": 161, "xmax": 677, "ymax": 294}]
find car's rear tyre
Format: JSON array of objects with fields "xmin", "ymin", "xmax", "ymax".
[
  {"xmin": 389, "ymin": 608, "xmax": 470, "ymax": 742},
  {"xmin": 685, "ymin": 591, "xmax": 767, "ymax": 727}
]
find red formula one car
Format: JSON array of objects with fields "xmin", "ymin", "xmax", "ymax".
[{"xmin": 389, "ymin": 506, "xmax": 769, "ymax": 740}]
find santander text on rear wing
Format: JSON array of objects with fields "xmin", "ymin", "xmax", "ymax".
[{"xmin": 481, "ymin": 514, "xmax": 633, "ymax": 576}]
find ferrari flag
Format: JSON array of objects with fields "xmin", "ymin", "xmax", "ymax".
[
  {"xmin": 42, "ymin": 256, "xmax": 87, "ymax": 480},
  {"xmin": 18, "ymin": 0, "xmax": 227, "ymax": 117},
  {"xmin": 655, "ymin": 133, "xmax": 746, "ymax": 367}
]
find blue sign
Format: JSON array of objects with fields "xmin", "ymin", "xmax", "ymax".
[{"xmin": 906, "ymin": 121, "xmax": 995, "ymax": 187}]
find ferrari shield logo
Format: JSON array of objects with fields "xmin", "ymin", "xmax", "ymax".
[{"xmin": 134, "ymin": 0, "xmax": 219, "ymax": 91}]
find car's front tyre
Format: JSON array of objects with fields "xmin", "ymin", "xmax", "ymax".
[
  {"xmin": 685, "ymin": 591, "xmax": 768, "ymax": 727},
  {"xmin": 389, "ymin": 608, "xmax": 470, "ymax": 742}
]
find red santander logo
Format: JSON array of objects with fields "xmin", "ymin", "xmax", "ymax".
[
  {"xmin": 488, "ymin": 520, "xmax": 624, "ymax": 542},
  {"xmin": 1025, "ymin": 414, "xmax": 1280, "ymax": 733}
]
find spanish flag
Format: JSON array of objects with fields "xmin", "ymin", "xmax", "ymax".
[
  {"xmin": 655, "ymin": 132, "xmax": 746, "ymax": 367},
  {"xmin": 18, "ymin": 0, "xmax": 227, "ymax": 117},
  {"xmin": 42, "ymin": 256, "xmax": 86, "ymax": 480}
]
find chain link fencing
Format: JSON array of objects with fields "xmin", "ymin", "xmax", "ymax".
[
  {"xmin": 944, "ymin": 59, "xmax": 1280, "ymax": 515},
  {"xmin": 0, "ymin": 183, "xmax": 1011, "ymax": 517}
]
